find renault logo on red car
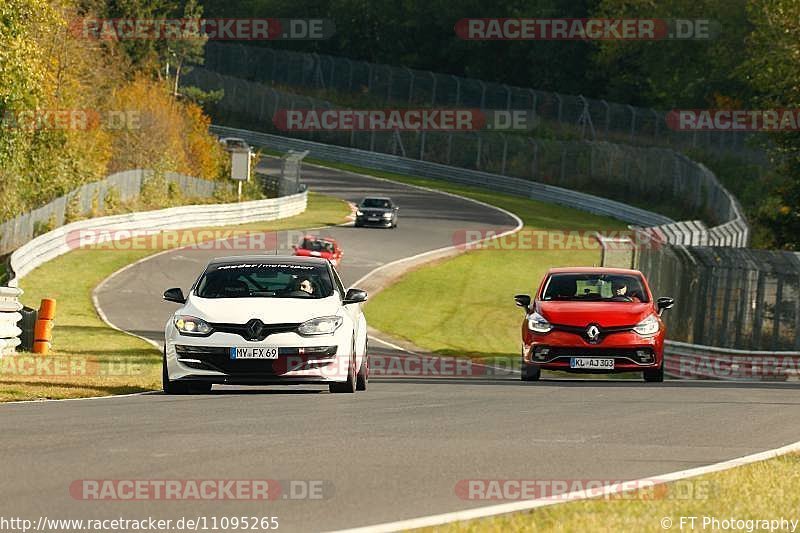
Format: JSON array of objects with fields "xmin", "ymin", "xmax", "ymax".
[
  {"xmin": 515, "ymin": 267, "xmax": 674, "ymax": 383},
  {"xmin": 586, "ymin": 324, "xmax": 601, "ymax": 343}
]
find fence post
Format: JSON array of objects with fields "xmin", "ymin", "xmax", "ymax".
[
  {"xmin": 475, "ymin": 135, "xmax": 482, "ymax": 169},
  {"xmin": 500, "ymin": 135, "xmax": 508, "ymax": 175},
  {"xmin": 503, "ymin": 84, "xmax": 511, "ymax": 110},
  {"xmin": 452, "ymin": 75, "xmax": 461, "ymax": 106},
  {"xmin": 446, "ymin": 133, "xmax": 453, "ymax": 165},
  {"xmin": 555, "ymin": 93, "xmax": 563, "ymax": 124},
  {"xmin": 419, "ymin": 131, "xmax": 426, "ymax": 161},
  {"xmin": 652, "ymin": 109, "xmax": 660, "ymax": 141},
  {"xmin": 346, "ymin": 58, "xmax": 354, "ymax": 91},
  {"xmin": 478, "ymin": 80, "xmax": 486, "ymax": 109},
  {"xmin": 405, "ymin": 67, "xmax": 415, "ymax": 103},
  {"xmin": 628, "ymin": 105, "xmax": 636, "ymax": 142},
  {"xmin": 752, "ymin": 272, "xmax": 766, "ymax": 348},
  {"xmin": 430, "ymin": 72, "xmax": 438, "ymax": 106},
  {"xmin": 601, "ymin": 99, "xmax": 610, "ymax": 139},
  {"xmin": 795, "ymin": 277, "xmax": 800, "ymax": 350},
  {"xmin": 772, "ymin": 276, "xmax": 783, "ymax": 349}
]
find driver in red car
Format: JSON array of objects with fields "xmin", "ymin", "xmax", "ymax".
[{"xmin": 612, "ymin": 279, "xmax": 642, "ymax": 302}]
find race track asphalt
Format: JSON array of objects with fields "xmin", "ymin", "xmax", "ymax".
[{"xmin": 1, "ymin": 162, "xmax": 798, "ymax": 532}]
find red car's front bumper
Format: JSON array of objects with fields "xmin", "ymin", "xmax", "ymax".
[{"xmin": 523, "ymin": 329, "xmax": 664, "ymax": 372}]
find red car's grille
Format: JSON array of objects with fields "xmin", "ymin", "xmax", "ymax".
[{"xmin": 534, "ymin": 346, "xmax": 654, "ymax": 364}]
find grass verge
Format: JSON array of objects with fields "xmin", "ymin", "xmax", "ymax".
[
  {"xmin": 422, "ymin": 452, "xmax": 800, "ymax": 533},
  {"xmin": 1, "ymin": 192, "xmax": 350, "ymax": 402},
  {"xmin": 320, "ymin": 161, "xmax": 631, "ymax": 362}
]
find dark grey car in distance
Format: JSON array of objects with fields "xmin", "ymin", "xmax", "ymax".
[{"xmin": 354, "ymin": 197, "xmax": 399, "ymax": 228}]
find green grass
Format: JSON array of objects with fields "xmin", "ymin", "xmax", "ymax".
[
  {"xmin": 2, "ymin": 192, "xmax": 350, "ymax": 402},
  {"xmin": 423, "ymin": 453, "xmax": 800, "ymax": 533},
  {"xmin": 365, "ymin": 248, "xmax": 602, "ymax": 360},
  {"xmin": 333, "ymin": 161, "xmax": 629, "ymax": 362},
  {"xmin": 304, "ymin": 158, "xmax": 633, "ymax": 230}
]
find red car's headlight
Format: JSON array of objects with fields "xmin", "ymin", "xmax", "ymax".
[
  {"xmin": 527, "ymin": 312, "xmax": 552, "ymax": 333},
  {"xmin": 633, "ymin": 314, "xmax": 660, "ymax": 336}
]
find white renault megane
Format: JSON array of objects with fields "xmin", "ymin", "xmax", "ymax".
[{"xmin": 162, "ymin": 256, "xmax": 369, "ymax": 394}]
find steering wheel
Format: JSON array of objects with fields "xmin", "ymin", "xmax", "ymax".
[
  {"xmin": 611, "ymin": 295, "xmax": 633, "ymax": 302},
  {"xmin": 287, "ymin": 290, "xmax": 312, "ymax": 298}
]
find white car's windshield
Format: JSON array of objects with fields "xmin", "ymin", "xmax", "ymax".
[
  {"xmin": 196, "ymin": 263, "xmax": 334, "ymax": 299},
  {"xmin": 543, "ymin": 273, "xmax": 648, "ymax": 302}
]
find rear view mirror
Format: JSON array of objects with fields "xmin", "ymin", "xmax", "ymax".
[
  {"xmin": 344, "ymin": 288, "xmax": 368, "ymax": 304},
  {"xmin": 657, "ymin": 296, "xmax": 674, "ymax": 315},
  {"xmin": 163, "ymin": 288, "xmax": 186, "ymax": 304},
  {"xmin": 514, "ymin": 294, "xmax": 531, "ymax": 309}
]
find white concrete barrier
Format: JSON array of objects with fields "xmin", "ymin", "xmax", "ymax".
[{"xmin": 8, "ymin": 191, "xmax": 307, "ymax": 285}]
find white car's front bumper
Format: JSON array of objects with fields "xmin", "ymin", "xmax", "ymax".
[{"xmin": 165, "ymin": 327, "xmax": 355, "ymax": 384}]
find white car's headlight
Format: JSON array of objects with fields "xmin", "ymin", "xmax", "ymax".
[
  {"xmin": 298, "ymin": 316, "xmax": 343, "ymax": 336},
  {"xmin": 356, "ymin": 210, "xmax": 364, "ymax": 216},
  {"xmin": 527, "ymin": 312, "xmax": 552, "ymax": 334},
  {"xmin": 175, "ymin": 315, "xmax": 212, "ymax": 336},
  {"xmin": 633, "ymin": 314, "xmax": 660, "ymax": 336},
  {"xmin": 382, "ymin": 212, "xmax": 393, "ymax": 218}
]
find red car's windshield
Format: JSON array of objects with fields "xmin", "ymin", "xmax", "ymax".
[
  {"xmin": 542, "ymin": 273, "xmax": 648, "ymax": 303},
  {"xmin": 301, "ymin": 239, "xmax": 335, "ymax": 253}
]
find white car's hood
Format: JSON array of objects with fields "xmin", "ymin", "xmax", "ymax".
[{"xmin": 183, "ymin": 294, "xmax": 342, "ymax": 324}]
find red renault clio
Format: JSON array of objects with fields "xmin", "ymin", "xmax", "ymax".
[{"xmin": 514, "ymin": 267, "xmax": 674, "ymax": 382}]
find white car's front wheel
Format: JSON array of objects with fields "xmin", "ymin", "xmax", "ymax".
[{"xmin": 329, "ymin": 350, "xmax": 357, "ymax": 394}]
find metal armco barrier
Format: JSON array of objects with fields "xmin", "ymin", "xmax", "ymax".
[
  {"xmin": 210, "ymin": 125, "xmax": 673, "ymax": 228},
  {"xmin": 665, "ymin": 341, "xmax": 800, "ymax": 381},
  {"xmin": 0, "ymin": 287, "xmax": 23, "ymax": 355}
]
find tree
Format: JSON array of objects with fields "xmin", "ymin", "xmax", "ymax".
[
  {"xmin": 740, "ymin": 0, "xmax": 800, "ymax": 249},
  {"xmin": 166, "ymin": 0, "xmax": 207, "ymax": 96}
]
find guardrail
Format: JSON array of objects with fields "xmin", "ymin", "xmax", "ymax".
[
  {"xmin": 665, "ymin": 341, "xmax": 800, "ymax": 381},
  {"xmin": 211, "ymin": 125, "xmax": 673, "ymax": 227},
  {"xmin": 8, "ymin": 191, "xmax": 307, "ymax": 286},
  {"xmin": 0, "ymin": 169, "xmax": 225, "ymax": 258}
]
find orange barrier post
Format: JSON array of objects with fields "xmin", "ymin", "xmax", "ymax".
[{"xmin": 32, "ymin": 298, "xmax": 56, "ymax": 355}]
